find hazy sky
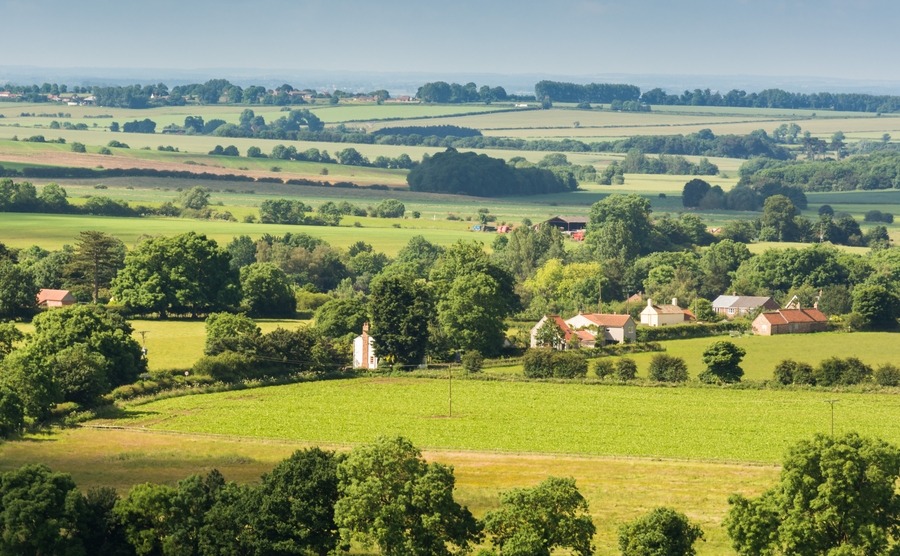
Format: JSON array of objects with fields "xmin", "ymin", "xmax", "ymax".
[{"xmin": 1, "ymin": 0, "xmax": 898, "ymax": 82}]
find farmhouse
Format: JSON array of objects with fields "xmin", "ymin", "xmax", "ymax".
[
  {"xmin": 36, "ymin": 289, "xmax": 76, "ymax": 308},
  {"xmin": 530, "ymin": 313, "xmax": 636, "ymax": 348},
  {"xmin": 530, "ymin": 315, "xmax": 596, "ymax": 349},
  {"xmin": 712, "ymin": 295, "xmax": 779, "ymax": 319},
  {"xmin": 640, "ymin": 298, "xmax": 693, "ymax": 327},
  {"xmin": 752, "ymin": 308, "xmax": 829, "ymax": 336},
  {"xmin": 352, "ymin": 323, "xmax": 379, "ymax": 370},
  {"xmin": 565, "ymin": 313, "xmax": 637, "ymax": 344}
]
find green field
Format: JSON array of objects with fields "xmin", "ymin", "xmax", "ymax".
[{"xmin": 99, "ymin": 377, "xmax": 900, "ymax": 463}]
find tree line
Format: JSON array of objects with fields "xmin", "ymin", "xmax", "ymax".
[
  {"xmin": 737, "ymin": 151, "xmax": 900, "ymax": 192},
  {"xmin": 0, "ymin": 432, "xmax": 897, "ymax": 555}
]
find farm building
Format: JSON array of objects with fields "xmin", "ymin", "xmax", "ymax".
[
  {"xmin": 712, "ymin": 295, "xmax": 779, "ymax": 319},
  {"xmin": 352, "ymin": 323, "xmax": 379, "ymax": 370},
  {"xmin": 530, "ymin": 313, "xmax": 636, "ymax": 348},
  {"xmin": 539, "ymin": 216, "xmax": 588, "ymax": 232},
  {"xmin": 530, "ymin": 315, "xmax": 596, "ymax": 349},
  {"xmin": 752, "ymin": 308, "xmax": 828, "ymax": 336},
  {"xmin": 36, "ymin": 289, "xmax": 76, "ymax": 308},
  {"xmin": 564, "ymin": 313, "xmax": 637, "ymax": 344},
  {"xmin": 640, "ymin": 298, "xmax": 693, "ymax": 327}
]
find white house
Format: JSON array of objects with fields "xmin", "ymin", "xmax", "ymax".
[
  {"xmin": 352, "ymin": 323, "xmax": 378, "ymax": 370},
  {"xmin": 712, "ymin": 295, "xmax": 779, "ymax": 319},
  {"xmin": 640, "ymin": 298, "xmax": 692, "ymax": 327},
  {"xmin": 565, "ymin": 313, "xmax": 636, "ymax": 343}
]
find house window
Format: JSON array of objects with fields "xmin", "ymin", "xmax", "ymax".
[{"xmin": 728, "ymin": 308, "xmax": 735, "ymax": 314}]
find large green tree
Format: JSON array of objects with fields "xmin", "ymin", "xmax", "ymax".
[
  {"xmin": 483, "ymin": 476, "xmax": 596, "ymax": 556},
  {"xmin": 65, "ymin": 231, "xmax": 126, "ymax": 303},
  {"xmin": 0, "ymin": 464, "xmax": 87, "ymax": 555},
  {"xmin": 334, "ymin": 436, "xmax": 479, "ymax": 556},
  {"xmin": 368, "ymin": 273, "xmax": 432, "ymax": 367},
  {"xmin": 239, "ymin": 262, "xmax": 296, "ymax": 318},
  {"xmin": 725, "ymin": 432, "xmax": 900, "ymax": 555},
  {"xmin": 111, "ymin": 232, "xmax": 239, "ymax": 317},
  {"xmin": 586, "ymin": 193, "xmax": 653, "ymax": 264},
  {"xmin": 0, "ymin": 259, "xmax": 37, "ymax": 319}
]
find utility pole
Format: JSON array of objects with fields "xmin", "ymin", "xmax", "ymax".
[{"xmin": 824, "ymin": 399, "xmax": 839, "ymax": 436}]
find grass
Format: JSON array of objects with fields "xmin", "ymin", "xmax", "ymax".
[{"xmin": 94, "ymin": 376, "xmax": 900, "ymax": 464}]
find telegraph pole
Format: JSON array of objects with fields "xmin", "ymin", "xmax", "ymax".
[{"xmin": 824, "ymin": 399, "xmax": 839, "ymax": 436}]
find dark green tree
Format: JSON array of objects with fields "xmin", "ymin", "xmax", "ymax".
[
  {"xmin": 0, "ymin": 259, "xmax": 37, "ymax": 319},
  {"xmin": 111, "ymin": 232, "xmax": 240, "ymax": 317},
  {"xmin": 699, "ymin": 340, "xmax": 745, "ymax": 383},
  {"xmin": 64, "ymin": 231, "xmax": 126, "ymax": 303},
  {"xmin": 483, "ymin": 476, "xmax": 595, "ymax": 556},
  {"xmin": 203, "ymin": 312, "xmax": 261, "ymax": 356},
  {"xmin": 334, "ymin": 436, "xmax": 479, "ymax": 556},
  {"xmin": 725, "ymin": 432, "xmax": 900, "ymax": 555},
  {"xmin": 0, "ymin": 464, "xmax": 87, "ymax": 555},
  {"xmin": 619, "ymin": 506, "xmax": 704, "ymax": 556},
  {"xmin": 368, "ymin": 273, "xmax": 432, "ymax": 367},
  {"xmin": 586, "ymin": 193, "xmax": 654, "ymax": 266},
  {"xmin": 852, "ymin": 283, "xmax": 899, "ymax": 329},
  {"xmin": 759, "ymin": 194, "xmax": 801, "ymax": 242},
  {"xmin": 176, "ymin": 186, "xmax": 210, "ymax": 210},
  {"xmin": 239, "ymin": 262, "xmax": 296, "ymax": 318},
  {"xmin": 314, "ymin": 296, "xmax": 368, "ymax": 339},
  {"xmin": 681, "ymin": 178, "xmax": 711, "ymax": 208}
]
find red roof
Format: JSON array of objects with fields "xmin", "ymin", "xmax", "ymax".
[
  {"xmin": 577, "ymin": 313, "xmax": 633, "ymax": 328},
  {"xmin": 757, "ymin": 308, "xmax": 827, "ymax": 325},
  {"xmin": 37, "ymin": 289, "xmax": 74, "ymax": 304}
]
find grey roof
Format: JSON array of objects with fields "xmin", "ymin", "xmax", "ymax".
[{"xmin": 712, "ymin": 295, "xmax": 776, "ymax": 309}]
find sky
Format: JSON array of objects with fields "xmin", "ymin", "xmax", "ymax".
[{"xmin": 1, "ymin": 0, "xmax": 899, "ymax": 85}]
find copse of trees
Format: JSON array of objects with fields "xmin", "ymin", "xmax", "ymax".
[
  {"xmin": 408, "ymin": 148, "xmax": 575, "ymax": 196},
  {"xmin": 415, "ymin": 81, "xmax": 509, "ymax": 103},
  {"xmin": 738, "ymin": 151, "xmax": 900, "ymax": 192},
  {"xmin": 535, "ymin": 80, "xmax": 641, "ymax": 104}
]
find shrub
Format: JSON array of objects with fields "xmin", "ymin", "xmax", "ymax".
[
  {"xmin": 593, "ymin": 359, "xmax": 615, "ymax": 378},
  {"xmin": 554, "ymin": 351, "xmax": 588, "ymax": 379},
  {"xmin": 523, "ymin": 349, "xmax": 554, "ymax": 378},
  {"xmin": 619, "ymin": 506, "xmax": 704, "ymax": 556},
  {"xmin": 874, "ymin": 363, "xmax": 900, "ymax": 387},
  {"xmin": 193, "ymin": 351, "xmax": 257, "ymax": 383},
  {"xmin": 615, "ymin": 358, "xmax": 638, "ymax": 381},
  {"xmin": 461, "ymin": 350, "xmax": 484, "ymax": 373},
  {"xmin": 70, "ymin": 142, "xmax": 86, "ymax": 153},
  {"xmin": 814, "ymin": 356, "xmax": 873, "ymax": 386},
  {"xmin": 648, "ymin": 353, "xmax": 689, "ymax": 382},
  {"xmin": 773, "ymin": 359, "xmax": 815, "ymax": 385}
]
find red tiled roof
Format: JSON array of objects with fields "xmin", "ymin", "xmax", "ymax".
[
  {"xmin": 37, "ymin": 289, "xmax": 73, "ymax": 303},
  {"xmin": 578, "ymin": 313, "xmax": 632, "ymax": 328},
  {"xmin": 758, "ymin": 308, "xmax": 828, "ymax": 325}
]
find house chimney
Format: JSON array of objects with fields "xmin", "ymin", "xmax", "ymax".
[
  {"xmin": 647, "ymin": 298, "xmax": 653, "ymax": 307},
  {"xmin": 672, "ymin": 297, "xmax": 678, "ymax": 307},
  {"xmin": 362, "ymin": 322, "xmax": 369, "ymax": 335}
]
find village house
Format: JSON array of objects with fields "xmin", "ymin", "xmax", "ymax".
[
  {"xmin": 752, "ymin": 307, "xmax": 829, "ymax": 336},
  {"xmin": 352, "ymin": 323, "xmax": 378, "ymax": 370},
  {"xmin": 530, "ymin": 313, "xmax": 636, "ymax": 349},
  {"xmin": 36, "ymin": 289, "xmax": 76, "ymax": 309},
  {"xmin": 712, "ymin": 295, "xmax": 780, "ymax": 319},
  {"xmin": 640, "ymin": 298, "xmax": 693, "ymax": 327},
  {"xmin": 564, "ymin": 313, "xmax": 637, "ymax": 344}
]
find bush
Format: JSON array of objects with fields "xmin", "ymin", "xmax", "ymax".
[
  {"xmin": 593, "ymin": 359, "xmax": 615, "ymax": 379},
  {"xmin": 814, "ymin": 356, "xmax": 873, "ymax": 386},
  {"xmin": 773, "ymin": 359, "xmax": 815, "ymax": 385},
  {"xmin": 648, "ymin": 353, "xmax": 689, "ymax": 382},
  {"xmin": 615, "ymin": 358, "xmax": 638, "ymax": 381},
  {"xmin": 873, "ymin": 363, "xmax": 900, "ymax": 387},
  {"xmin": 523, "ymin": 349, "xmax": 554, "ymax": 378},
  {"xmin": 70, "ymin": 142, "xmax": 86, "ymax": 153},
  {"xmin": 554, "ymin": 351, "xmax": 588, "ymax": 379},
  {"xmin": 461, "ymin": 350, "xmax": 484, "ymax": 373},
  {"xmin": 193, "ymin": 351, "xmax": 257, "ymax": 383},
  {"xmin": 619, "ymin": 506, "xmax": 704, "ymax": 556}
]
